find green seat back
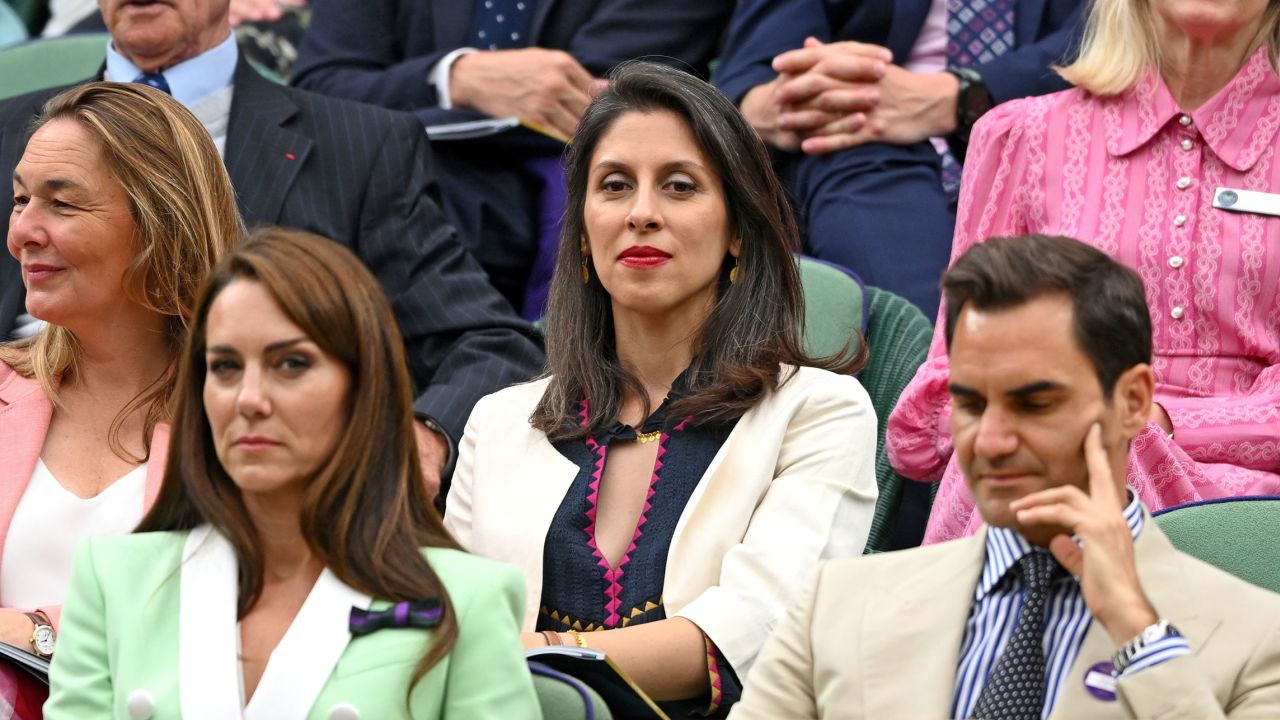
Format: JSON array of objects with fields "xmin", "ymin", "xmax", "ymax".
[
  {"xmin": 0, "ymin": 33, "xmax": 106, "ymax": 100},
  {"xmin": 1153, "ymin": 497, "xmax": 1280, "ymax": 593},
  {"xmin": 0, "ymin": 33, "xmax": 286, "ymax": 103},
  {"xmin": 858, "ymin": 286, "xmax": 935, "ymax": 553},
  {"xmin": 798, "ymin": 256, "xmax": 864, "ymax": 358},
  {"xmin": 4, "ymin": 0, "xmax": 45, "ymax": 36},
  {"xmin": 531, "ymin": 666, "xmax": 614, "ymax": 720},
  {"xmin": 1, "ymin": 2, "xmax": 28, "ymax": 47}
]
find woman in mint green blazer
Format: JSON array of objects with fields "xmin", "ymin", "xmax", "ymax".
[{"xmin": 44, "ymin": 228, "xmax": 542, "ymax": 720}]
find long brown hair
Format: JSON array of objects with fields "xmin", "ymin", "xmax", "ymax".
[
  {"xmin": 533, "ymin": 61, "xmax": 865, "ymax": 440},
  {"xmin": 0, "ymin": 82, "xmax": 243, "ymax": 460},
  {"xmin": 137, "ymin": 227, "xmax": 460, "ymax": 693}
]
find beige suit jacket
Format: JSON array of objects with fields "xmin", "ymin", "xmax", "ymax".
[{"xmin": 731, "ymin": 515, "xmax": 1280, "ymax": 719}]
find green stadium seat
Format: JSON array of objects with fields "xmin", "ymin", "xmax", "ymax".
[
  {"xmin": 0, "ymin": 32, "xmax": 106, "ymax": 100},
  {"xmin": 1152, "ymin": 496, "xmax": 1280, "ymax": 593}
]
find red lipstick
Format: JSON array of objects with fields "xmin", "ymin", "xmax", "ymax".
[{"xmin": 617, "ymin": 245, "xmax": 672, "ymax": 269}]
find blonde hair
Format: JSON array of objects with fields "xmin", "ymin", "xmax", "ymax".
[
  {"xmin": 1059, "ymin": 0, "xmax": 1280, "ymax": 95},
  {"xmin": 0, "ymin": 82, "xmax": 244, "ymax": 460}
]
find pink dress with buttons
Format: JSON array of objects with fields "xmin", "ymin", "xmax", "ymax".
[{"xmin": 887, "ymin": 46, "xmax": 1280, "ymax": 544}]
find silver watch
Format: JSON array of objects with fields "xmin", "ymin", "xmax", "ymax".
[{"xmin": 1112, "ymin": 618, "xmax": 1177, "ymax": 674}]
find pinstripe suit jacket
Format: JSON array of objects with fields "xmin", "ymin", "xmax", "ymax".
[{"xmin": 0, "ymin": 56, "xmax": 543, "ymax": 440}]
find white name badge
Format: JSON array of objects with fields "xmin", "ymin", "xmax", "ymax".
[{"xmin": 1212, "ymin": 187, "xmax": 1280, "ymax": 217}]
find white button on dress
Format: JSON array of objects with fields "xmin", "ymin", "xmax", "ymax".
[
  {"xmin": 1171, "ymin": 306, "xmax": 1185, "ymax": 320},
  {"xmin": 328, "ymin": 703, "xmax": 361, "ymax": 720},
  {"xmin": 1180, "ymin": 138, "xmax": 1193, "ymax": 150},
  {"xmin": 1179, "ymin": 114, "xmax": 1192, "ymax": 127},
  {"xmin": 1176, "ymin": 177, "xmax": 1191, "ymax": 189},
  {"xmin": 1169, "ymin": 255, "xmax": 1185, "ymax": 269},
  {"xmin": 1174, "ymin": 214, "xmax": 1187, "ymax": 226},
  {"xmin": 126, "ymin": 689, "xmax": 155, "ymax": 720}
]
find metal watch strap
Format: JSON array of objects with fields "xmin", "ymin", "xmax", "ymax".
[
  {"xmin": 417, "ymin": 415, "xmax": 458, "ymax": 483},
  {"xmin": 1112, "ymin": 619, "xmax": 1176, "ymax": 674}
]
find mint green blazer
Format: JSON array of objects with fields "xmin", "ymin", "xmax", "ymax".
[{"xmin": 44, "ymin": 529, "xmax": 542, "ymax": 719}]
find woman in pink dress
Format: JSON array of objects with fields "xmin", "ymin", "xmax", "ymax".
[{"xmin": 888, "ymin": 0, "xmax": 1280, "ymax": 543}]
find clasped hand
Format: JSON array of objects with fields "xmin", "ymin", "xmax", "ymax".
[
  {"xmin": 1008, "ymin": 423, "xmax": 1159, "ymax": 647},
  {"xmin": 747, "ymin": 37, "xmax": 959, "ymax": 155}
]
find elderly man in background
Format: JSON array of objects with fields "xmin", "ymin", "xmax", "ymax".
[{"xmin": 0, "ymin": 0, "xmax": 544, "ymax": 495}]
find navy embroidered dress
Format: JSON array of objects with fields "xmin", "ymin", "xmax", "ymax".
[{"xmin": 536, "ymin": 393, "xmax": 743, "ymax": 716}]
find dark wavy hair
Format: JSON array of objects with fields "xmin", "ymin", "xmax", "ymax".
[
  {"xmin": 137, "ymin": 227, "xmax": 460, "ymax": 697},
  {"xmin": 943, "ymin": 234, "xmax": 1153, "ymax": 395},
  {"xmin": 532, "ymin": 61, "xmax": 865, "ymax": 439}
]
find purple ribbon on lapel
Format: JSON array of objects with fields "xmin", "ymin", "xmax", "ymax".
[{"xmin": 348, "ymin": 599, "xmax": 443, "ymax": 637}]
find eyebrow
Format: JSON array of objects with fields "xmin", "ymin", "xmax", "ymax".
[
  {"xmin": 11, "ymin": 170, "xmax": 87, "ymax": 194},
  {"xmin": 592, "ymin": 159, "xmax": 708, "ymax": 175},
  {"xmin": 948, "ymin": 380, "xmax": 1066, "ymax": 398},
  {"xmin": 207, "ymin": 337, "xmax": 309, "ymax": 354}
]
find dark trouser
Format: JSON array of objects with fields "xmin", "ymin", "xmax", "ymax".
[{"xmin": 781, "ymin": 140, "xmax": 955, "ymax": 317}]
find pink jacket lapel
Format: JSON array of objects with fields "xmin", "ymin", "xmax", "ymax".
[
  {"xmin": 0, "ymin": 363, "xmax": 169, "ymax": 572},
  {"xmin": 0, "ymin": 364, "xmax": 54, "ymax": 565}
]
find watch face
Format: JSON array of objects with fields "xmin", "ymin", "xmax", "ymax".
[{"xmin": 32, "ymin": 626, "xmax": 55, "ymax": 655}]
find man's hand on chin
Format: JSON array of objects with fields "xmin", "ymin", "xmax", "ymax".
[{"xmin": 1007, "ymin": 423, "xmax": 1159, "ymax": 647}]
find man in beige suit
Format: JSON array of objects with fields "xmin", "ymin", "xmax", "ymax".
[{"xmin": 732, "ymin": 235, "xmax": 1280, "ymax": 720}]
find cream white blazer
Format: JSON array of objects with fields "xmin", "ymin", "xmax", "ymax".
[{"xmin": 445, "ymin": 365, "xmax": 879, "ymax": 677}]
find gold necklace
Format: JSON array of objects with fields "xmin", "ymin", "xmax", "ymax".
[{"xmin": 635, "ymin": 429, "xmax": 662, "ymax": 444}]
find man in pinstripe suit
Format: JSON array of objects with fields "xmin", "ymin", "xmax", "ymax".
[
  {"xmin": 0, "ymin": 0, "xmax": 544, "ymax": 495},
  {"xmin": 732, "ymin": 236, "xmax": 1280, "ymax": 719}
]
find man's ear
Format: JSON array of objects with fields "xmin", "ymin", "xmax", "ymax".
[{"xmin": 1111, "ymin": 363, "xmax": 1155, "ymax": 440}]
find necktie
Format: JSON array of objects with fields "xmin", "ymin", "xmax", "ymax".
[
  {"xmin": 467, "ymin": 0, "xmax": 536, "ymax": 51},
  {"xmin": 941, "ymin": 0, "xmax": 1016, "ymax": 195},
  {"xmin": 969, "ymin": 551, "xmax": 1060, "ymax": 720},
  {"xmin": 133, "ymin": 72, "xmax": 171, "ymax": 95}
]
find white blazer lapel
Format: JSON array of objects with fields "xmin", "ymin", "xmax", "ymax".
[
  {"xmin": 243, "ymin": 567, "xmax": 372, "ymax": 720},
  {"xmin": 179, "ymin": 526, "xmax": 244, "ymax": 720}
]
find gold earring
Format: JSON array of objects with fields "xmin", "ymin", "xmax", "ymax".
[
  {"xmin": 729, "ymin": 259, "xmax": 740, "ymax": 284},
  {"xmin": 581, "ymin": 257, "xmax": 590, "ymax": 284}
]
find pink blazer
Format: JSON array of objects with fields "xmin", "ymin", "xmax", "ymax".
[{"xmin": 0, "ymin": 362, "xmax": 167, "ymax": 626}]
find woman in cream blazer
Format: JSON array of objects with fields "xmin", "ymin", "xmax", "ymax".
[{"xmin": 445, "ymin": 62, "xmax": 878, "ymax": 716}]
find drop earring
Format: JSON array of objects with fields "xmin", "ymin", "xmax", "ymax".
[
  {"xmin": 581, "ymin": 256, "xmax": 590, "ymax": 284},
  {"xmin": 729, "ymin": 259, "xmax": 740, "ymax": 284}
]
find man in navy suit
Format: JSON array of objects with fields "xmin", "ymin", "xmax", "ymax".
[
  {"xmin": 0, "ymin": 0, "xmax": 544, "ymax": 496},
  {"xmin": 715, "ymin": 0, "xmax": 1085, "ymax": 316},
  {"xmin": 292, "ymin": 0, "xmax": 736, "ymax": 313}
]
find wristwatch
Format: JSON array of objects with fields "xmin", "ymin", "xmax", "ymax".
[
  {"xmin": 24, "ymin": 611, "xmax": 55, "ymax": 659},
  {"xmin": 945, "ymin": 67, "xmax": 995, "ymax": 163},
  {"xmin": 1112, "ymin": 618, "xmax": 1178, "ymax": 674}
]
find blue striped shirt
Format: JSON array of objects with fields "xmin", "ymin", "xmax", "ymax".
[{"xmin": 950, "ymin": 497, "xmax": 1191, "ymax": 719}]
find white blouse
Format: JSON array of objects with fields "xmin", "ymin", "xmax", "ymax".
[{"xmin": 0, "ymin": 459, "xmax": 147, "ymax": 609}]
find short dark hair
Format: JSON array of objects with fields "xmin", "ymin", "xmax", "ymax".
[
  {"xmin": 533, "ymin": 61, "xmax": 863, "ymax": 438},
  {"xmin": 942, "ymin": 234, "xmax": 1152, "ymax": 395}
]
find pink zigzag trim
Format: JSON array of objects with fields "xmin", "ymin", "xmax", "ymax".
[{"xmin": 575, "ymin": 404, "xmax": 681, "ymax": 628}]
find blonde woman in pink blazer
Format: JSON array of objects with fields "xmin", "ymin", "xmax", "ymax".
[{"xmin": 0, "ymin": 82, "xmax": 241, "ymax": 654}]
